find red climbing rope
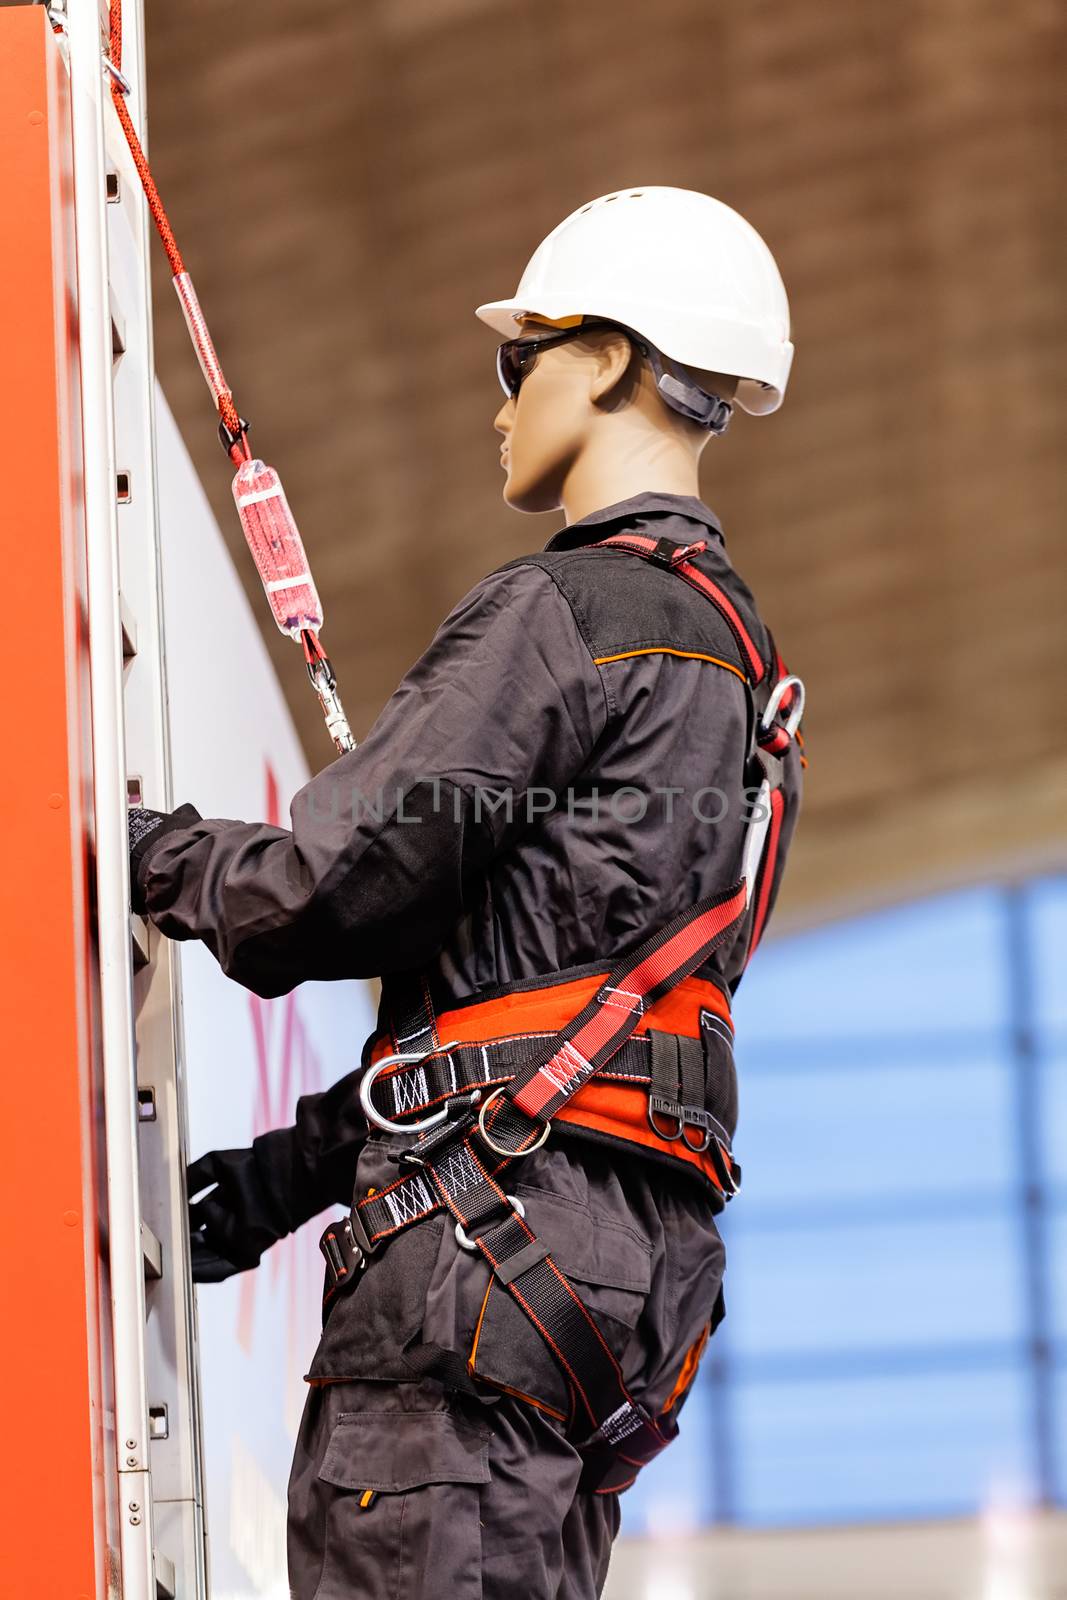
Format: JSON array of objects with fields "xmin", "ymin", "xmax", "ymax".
[
  {"xmin": 107, "ymin": 2, "xmax": 247, "ymax": 459},
  {"xmin": 104, "ymin": 0, "xmax": 354, "ymax": 753}
]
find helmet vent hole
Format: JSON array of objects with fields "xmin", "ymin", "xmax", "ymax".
[
  {"xmin": 630, "ymin": 191, "xmax": 643, "ymax": 197},
  {"xmin": 605, "ymin": 194, "xmax": 619, "ymax": 202},
  {"xmin": 579, "ymin": 205, "xmax": 592, "ymax": 213}
]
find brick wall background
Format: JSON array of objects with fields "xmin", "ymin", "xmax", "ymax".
[{"xmin": 143, "ymin": 0, "xmax": 1067, "ymax": 928}]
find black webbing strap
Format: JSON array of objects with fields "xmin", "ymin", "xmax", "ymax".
[
  {"xmin": 678, "ymin": 1035, "xmax": 705, "ymax": 1115},
  {"xmin": 361, "ymin": 1028, "xmax": 733, "ymax": 1142},
  {"xmin": 442, "ymin": 1140, "xmax": 671, "ymax": 1462},
  {"xmin": 648, "ymin": 1028, "xmax": 681, "ymax": 1136},
  {"xmin": 383, "ymin": 970, "xmax": 439, "ymax": 1058}
]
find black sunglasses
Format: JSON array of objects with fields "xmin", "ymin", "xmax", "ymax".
[
  {"xmin": 495, "ymin": 319, "xmax": 734, "ymax": 434},
  {"xmin": 495, "ymin": 320, "xmax": 641, "ymax": 399}
]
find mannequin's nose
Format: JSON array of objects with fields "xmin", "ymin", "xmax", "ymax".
[{"xmin": 493, "ymin": 399, "xmax": 512, "ymax": 435}]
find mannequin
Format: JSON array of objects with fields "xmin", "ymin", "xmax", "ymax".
[
  {"xmin": 128, "ymin": 187, "xmax": 804, "ymax": 1600},
  {"xmin": 497, "ymin": 315, "xmax": 740, "ymax": 523}
]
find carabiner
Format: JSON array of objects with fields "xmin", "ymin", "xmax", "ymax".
[
  {"xmin": 359, "ymin": 1042, "xmax": 461, "ymax": 1136},
  {"xmin": 103, "ymin": 54, "xmax": 132, "ymax": 96},
  {"xmin": 760, "ymin": 674, "xmax": 806, "ymax": 738}
]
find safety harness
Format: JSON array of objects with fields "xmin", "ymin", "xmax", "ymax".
[{"xmin": 319, "ymin": 531, "xmax": 805, "ymax": 1491}]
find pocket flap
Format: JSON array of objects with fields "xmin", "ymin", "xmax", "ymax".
[
  {"xmin": 513, "ymin": 1184, "xmax": 652, "ymax": 1293},
  {"xmin": 318, "ymin": 1411, "xmax": 491, "ymax": 1494}
]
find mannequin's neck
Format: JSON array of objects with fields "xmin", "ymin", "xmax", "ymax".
[{"xmin": 560, "ymin": 426, "xmax": 704, "ymax": 525}]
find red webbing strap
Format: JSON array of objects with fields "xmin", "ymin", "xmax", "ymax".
[
  {"xmin": 593, "ymin": 529, "xmax": 805, "ymax": 970},
  {"xmin": 506, "ymin": 880, "xmax": 746, "ymax": 1122},
  {"xmin": 747, "ymin": 785, "xmax": 786, "ymax": 958}
]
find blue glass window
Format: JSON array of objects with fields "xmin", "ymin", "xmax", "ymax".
[{"xmin": 621, "ymin": 876, "xmax": 1066, "ymax": 1534}]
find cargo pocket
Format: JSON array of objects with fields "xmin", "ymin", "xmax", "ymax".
[
  {"xmin": 310, "ymin": 1408, "xmax": 490, "ymax": 1600},
  {"xmin": 468, "ymin": 1182, "xmax": 653, "ymax": 1422}
]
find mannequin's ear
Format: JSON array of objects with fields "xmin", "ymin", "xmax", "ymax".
[{"xmin": 586, "ymin": 329, "xmax": 639, "ymax": 406}]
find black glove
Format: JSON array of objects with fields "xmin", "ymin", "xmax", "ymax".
[
  {"xmin": 186, "ymin": 1145, "xmax": 294, "ymax": 1283},
  {"xmin": 128, "ymin": 802, "xmax": 202, "ymax": 915},
  {"xmin": 186, "ymin": 1065, "xmax": 370, "ymax": 1283}
]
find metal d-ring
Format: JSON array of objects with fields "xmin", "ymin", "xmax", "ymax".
[
  {"xmin": 476, "ymin": 1085, "xmax": 550, "ymax": 1159},
  {"xmin": 647, "ymin": 1093, "xmax": 684, "ymax": 1143},
  {"xmin": 455, "ymin": 1193, "xmax": 526, "ymax": 1253},
  {"xmin": 358, "ymin": 1042, "xmax": 461, "ymax": 1136},
  {"xmin": 760, "ymin": 674, "xmax": 806, "ymax": 738}
]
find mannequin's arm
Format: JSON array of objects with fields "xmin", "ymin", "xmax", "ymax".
[{"xmin": 131, "ymin": 563, "xmax": 608, "ymax": 998}]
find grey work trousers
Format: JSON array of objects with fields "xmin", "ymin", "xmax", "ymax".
[
  {"xmin": 287, "ymin": 1140, "xmax": 727, "ymax": 1600},
  {"xmin": 287, "ymin": 1376, "xmax": 620, "ymax": 1600}
]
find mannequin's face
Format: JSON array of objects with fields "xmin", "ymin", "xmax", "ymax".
[
  {"xmin": 492, "ymin": 318, "xmax": 739, "ymax": 515},
  {"xmin": 492, "ymin": 322, "xmax": 625, "ymax": 514}
]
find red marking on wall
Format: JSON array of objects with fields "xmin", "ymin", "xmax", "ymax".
[{"xmin": 236, "ymin": 762, "xmax": 324, "ymax": 1362}]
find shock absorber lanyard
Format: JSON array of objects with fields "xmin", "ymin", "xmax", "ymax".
[{"xmin": 104, "ymin": 0, "xmax": 354, "ymax": 755}]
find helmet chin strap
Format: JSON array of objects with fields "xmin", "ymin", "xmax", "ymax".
[{"xmin": 645, "ymin": 348, "xmax": 734, "ymax": 435}]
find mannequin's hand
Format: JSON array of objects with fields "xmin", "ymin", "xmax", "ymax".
[
  {"xmin": 188, "ymin": 1227, "xmax": 254, "ymax": 1284},
  {"xmin": 187, "ymin": 1148, "xmax": 289, "ymax": 1284}
]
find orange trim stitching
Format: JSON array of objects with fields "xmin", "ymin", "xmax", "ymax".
[
  {"xmin": 469, "ymin": 1278, "xmax": 493, "ymax": 1371},
  {"xmin": 593, "ymin": 646, "xmax": 746, "ymax": 681}
]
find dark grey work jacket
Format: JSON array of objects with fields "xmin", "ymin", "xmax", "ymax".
[{"xmin": 134, "ymin": 491, "xmax": 804, "ymax": 1394}]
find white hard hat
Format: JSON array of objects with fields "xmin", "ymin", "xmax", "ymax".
[{"xmin": 475, "ymin": 186, "xmax": 794, "ymax": 416}]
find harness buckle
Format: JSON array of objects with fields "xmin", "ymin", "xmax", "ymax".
[
  {"xmin": 678, "ymin": 1105, "xmax": 715, "ymax": 1155},
  {"xmin": 677, "ymin": 1106, "xmax": 740, "ymax": 1190},
  {"xmin": 347, "ymin": 1201, "xmax": 379, "ymax": 1259},
  {"xmin": 646, "ymin": 536, "xmax": 707, "ymax": 570},
  {"xmin": 647, "ymin": 1097, "xmax": 741, "ymax": 1197},
  {"xmin": 319, "ymin": 1213, "xmax": 368, "ymax": 1296}
]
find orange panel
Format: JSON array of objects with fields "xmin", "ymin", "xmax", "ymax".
[{"xmin": 0, "ymin": 10, "xmax": 111, "ymax": 1597}]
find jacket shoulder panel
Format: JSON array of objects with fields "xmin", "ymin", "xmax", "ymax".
[{"xmin": 495, "ymin": 546, "xmax": 762, "ymax": 676}]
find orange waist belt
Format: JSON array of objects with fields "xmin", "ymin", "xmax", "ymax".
[{"xmin": 368, "ymin": 970, "xmax": 736, "ymax": 1194}]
